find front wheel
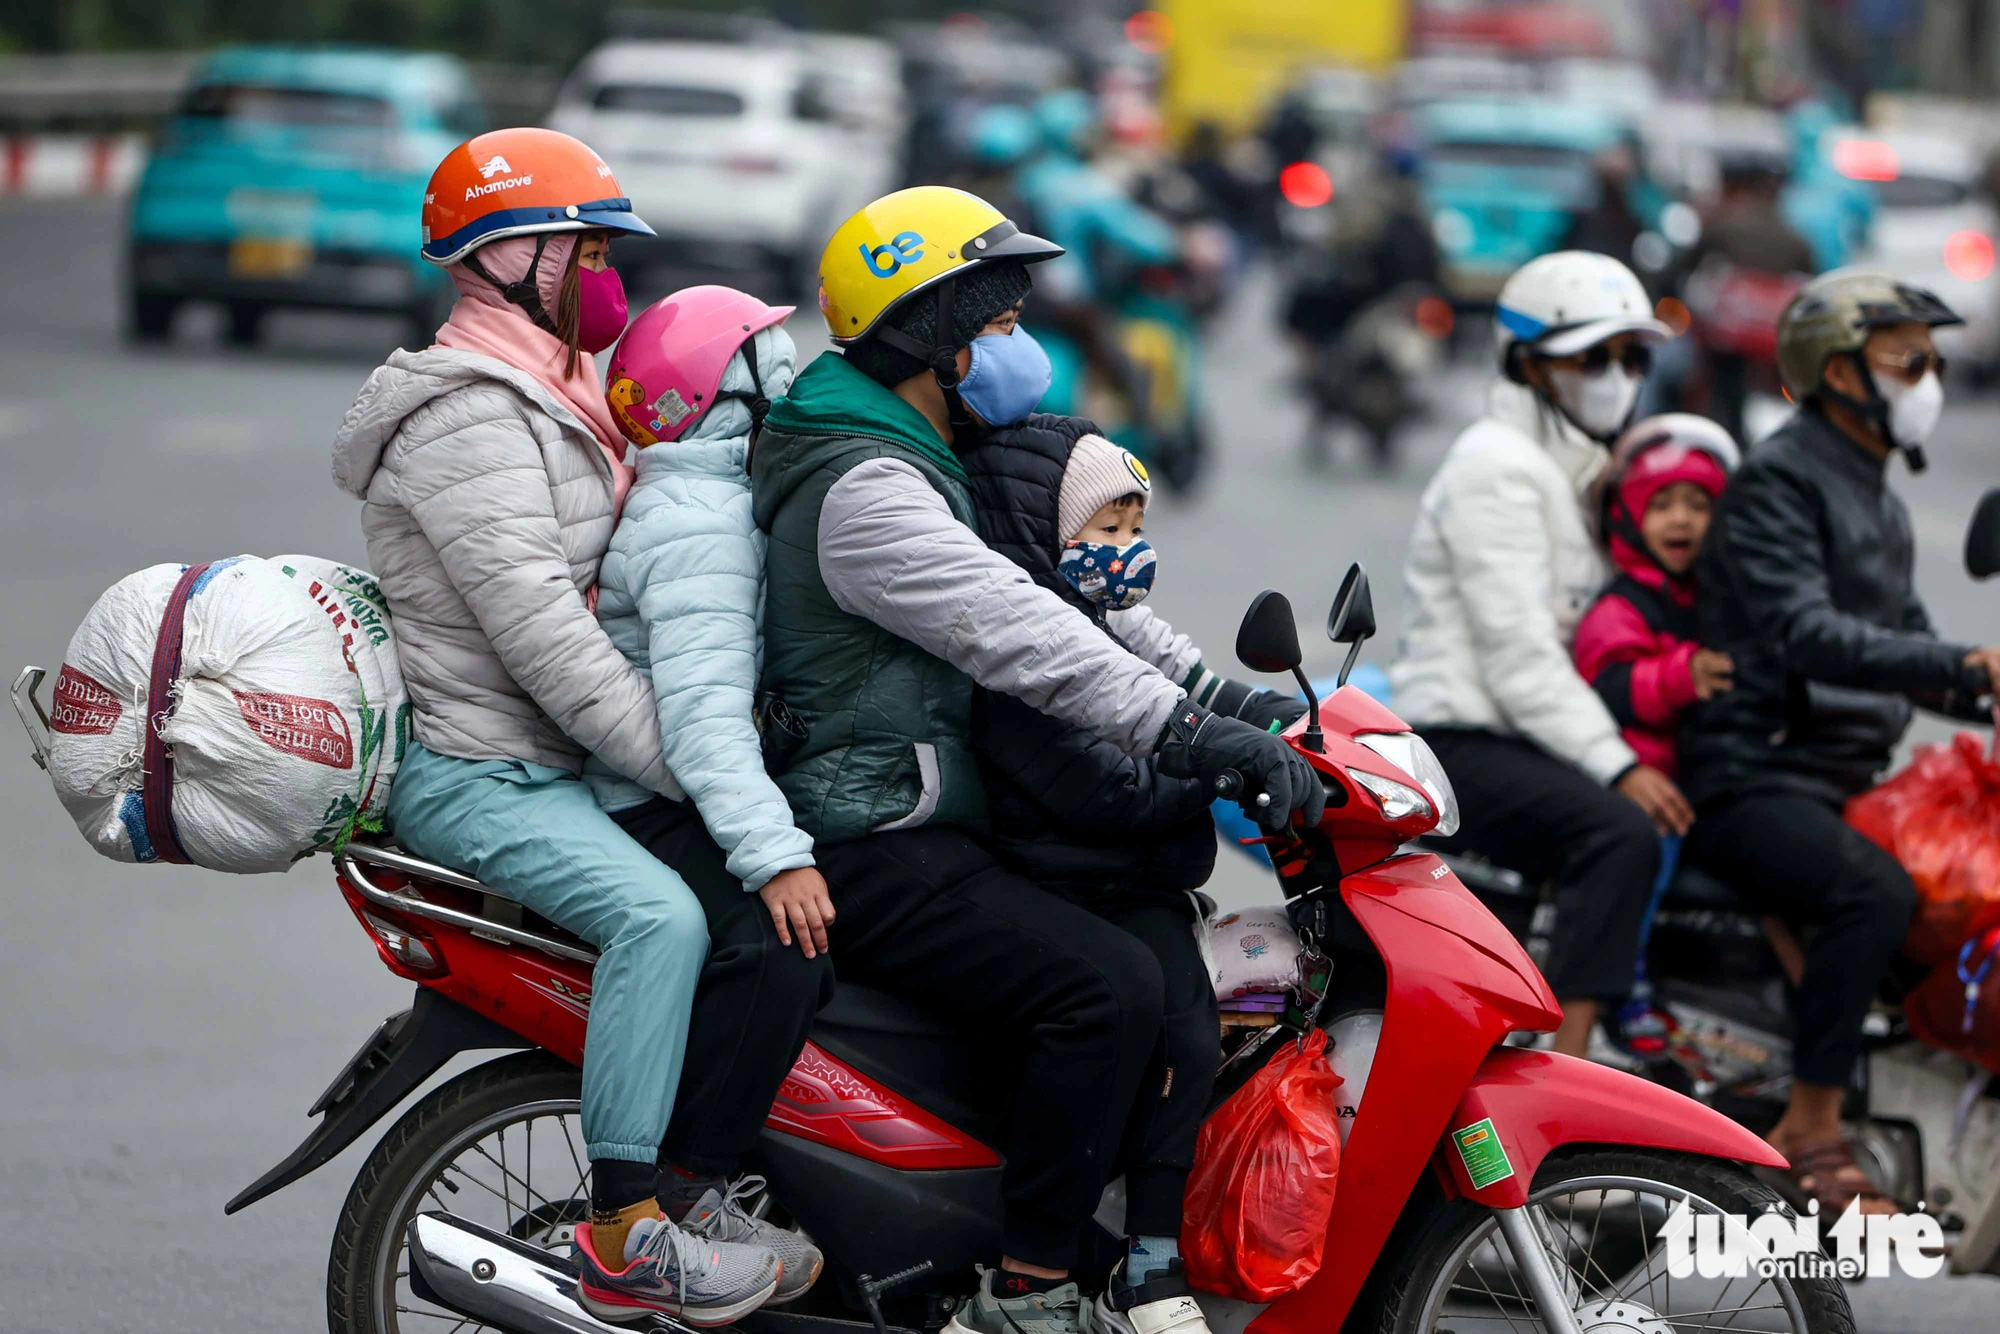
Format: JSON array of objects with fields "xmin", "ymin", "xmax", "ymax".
[
  {"xmin": 1355, "ymin": 1148, "xmax": 1855, "ymax": 1333},
  {"xmin": 327, "ymin": 1051, "xmax": 587, "ymax": 1334}
]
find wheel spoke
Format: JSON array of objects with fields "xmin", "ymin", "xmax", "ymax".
[
  {"xmin": 1708, "ymin": 1272, "xmax": 1771, "ymax": 1332},
  {"xmin": 1531, "ymin": 1200, "xmax": 1605, "ymax": 1306},
  {"xmin": 560, "ymin": 1120, "xmax": 588, "ymax": 1208},
  {"xmin": 558, "ymin": 1114, "xmax": 589, "ymax": 1212},
  {"xmin": 499, "ymin": 1124, "xmax": 512, "ymax": 1221},
  {"xmin": 1457, "ymin": 1236, "xmax": 1534, "ymax": 1334},
  {"xmin": 439, "ymin": 1160, "xmax": 521, "ymax": 1213},
  {"xmin": 471, "ymin": 1140, "xmax": 556, "ymax": 1220},
  {"xmin": 1671, "ymin": 1307, "xmax": 1791, "ymax": 1334},
  {"xmin": 1666, "ymin": 1301, "xmax": 1791, "ymax": 1321}
]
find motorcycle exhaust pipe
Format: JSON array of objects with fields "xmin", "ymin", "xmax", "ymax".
[{"xmin": 406, "ymin": 1211, "xmax": 702, "ymax": 1334}]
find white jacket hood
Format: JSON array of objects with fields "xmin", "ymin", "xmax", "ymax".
[{"xmin": 332, "ymin": 346, "xmax": 600, "ymax": 500}]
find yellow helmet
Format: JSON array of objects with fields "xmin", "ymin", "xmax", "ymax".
[{"xmin": 817, "ymin": 187, "xmax": 1063, "ymax": 363}]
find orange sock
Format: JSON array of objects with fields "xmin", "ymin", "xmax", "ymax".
[{"xmin": 589, "ymin": 1197, "xmax": 662, "ymax": 1269}]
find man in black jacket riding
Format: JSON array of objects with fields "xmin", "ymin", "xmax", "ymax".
[{"xmin": 1681, "ymin": 271, "xmax": 2000, "ymax": 1214}]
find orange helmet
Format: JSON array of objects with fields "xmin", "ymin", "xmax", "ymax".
[{"xmin": 420, "ymin": 127, "xmax": 655, "ymax": 266}]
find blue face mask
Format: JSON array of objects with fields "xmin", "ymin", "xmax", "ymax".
[
  {"xmin": 1058, "ymin": 538, "xmax": 1156, "ymax": 610},
  {"xmin": 957, "ymin": 326, "xmax": 1053, "ymax": 426}
]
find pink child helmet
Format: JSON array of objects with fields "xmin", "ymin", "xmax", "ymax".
[{"xmin": 606, "ymin": 285, "xmax": 794, "ymax": 446}]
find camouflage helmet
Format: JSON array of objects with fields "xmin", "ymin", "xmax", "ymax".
[{"xmin": 1776, "ymin": 271, "xmax": 1962, "ymax": 399}]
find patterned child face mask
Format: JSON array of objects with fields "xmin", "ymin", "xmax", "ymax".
[{"xmin": 1058, "ymin": 538, "xmax": 1156, "ymax": 610}]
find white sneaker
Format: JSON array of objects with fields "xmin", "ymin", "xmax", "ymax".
[{"xmin": 1092, "ymin": 1259, "xmax": 1212, "ymax": 1334}]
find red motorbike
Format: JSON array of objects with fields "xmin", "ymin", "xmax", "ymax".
[{"xmin": 13, "ymin": 566, "xmax": 1852, "ymax": 1334}]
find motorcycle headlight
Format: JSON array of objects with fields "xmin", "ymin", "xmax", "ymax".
[
  {"xmin": 1347, "ymin": 767, "xmax": 1433, "ymax": 823},
  {"xmin": 1354, "ymin": 731, "xmax": 1460, "ymax": 837}
]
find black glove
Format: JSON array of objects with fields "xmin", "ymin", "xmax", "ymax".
[
  {"xmin": 1155, "ymin": 702, "xmax": 1326, "ymax": 833},
  {"xmin": 1210, "ymin": 678, "xmax": 1310, "ymax": 732}
]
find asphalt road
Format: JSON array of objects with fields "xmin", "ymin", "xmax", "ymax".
[{"xmin": 3, "ymin": 198, "xmax": 1998, "ymax": 1332}]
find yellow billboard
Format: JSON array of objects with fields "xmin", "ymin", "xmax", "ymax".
[{"xmin": 1160, "ymin": 0, "xmax": 1406, "ymax": 138}]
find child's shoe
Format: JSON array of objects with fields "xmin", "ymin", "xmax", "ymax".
[
  {"xmin": 1603, "ymin": 996, "xmax": 1676, "ymax": 1062},
  {"xmin": 574, "ymin": 1212, "xmax": 782, "ymax": 1325},
  {"xmin": 1092, "ymin": 1258, "xmax": 1213, "ymax": 1334},
  {"xmin": 681, "ymin": 1175, "xmax": 824, "ymax": 1303}
]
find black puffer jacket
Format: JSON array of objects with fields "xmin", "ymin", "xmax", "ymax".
[
  {"xmin": 1681, "ymin": 407, "xmax": 1986, "ymax": 806},
  {"xmin": 959, "ymin": 416, "xmax": 1219, "ymax": 896}
]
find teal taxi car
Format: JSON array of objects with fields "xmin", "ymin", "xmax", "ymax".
[
  {"xmin": 126, "ymin": 46, "xmax": 484, "ymax": 347},
  {"xmin": 1415, "ymin": 96, "xmax": 1629, "ymax": 304}
]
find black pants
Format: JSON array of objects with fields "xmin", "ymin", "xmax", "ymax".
[
  {"xmin": 1047, "ymin": 886, "xmax": 1219, "ymax": 1238},
  {"xmin": 1684, "ymin": 788, "xmax": 1916, "ymax": 1087},
  {"xmin": 816, "ymin": 828, "xmax": 1165, "ymax": 1270},
  {"xmin": 1420, "ymin": 729, "xmax": 1658, "ymax": 1001},
  {"xmin": 613, "ymin": 798, "xmax": 836, "ymax": 1177}
]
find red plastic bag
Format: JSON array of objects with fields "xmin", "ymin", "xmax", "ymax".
[
  {"xmin": 1904, "ymin": 923, "xmax": 2000, "ymax": 1073},
  {"xmin": 1182, "ymin": 1028, "xmax": 1343, "ymax": 1301},
  {"xmin": 1846, "ymin": 730, "xmax": 2000, "ymax": 965}
]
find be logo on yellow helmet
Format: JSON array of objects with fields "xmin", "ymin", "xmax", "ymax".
[
  {"xmin": 818, "ymin": 186, "xmax": 1063, "ymax": 344},
  {"xmin": 861, "ymin": 231, "xmax": 927, "ymax": 277},
  {"xmin": 419, "ymin": 127, "xmax": 656, "ymax": 266}
]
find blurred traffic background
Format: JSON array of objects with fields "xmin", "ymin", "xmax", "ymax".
[{"xmin": 6, "ymin": 1, "xmax": 2000, "ymax": 1330}]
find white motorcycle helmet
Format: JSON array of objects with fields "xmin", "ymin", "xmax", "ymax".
[{"xmin": 1495, "ymin": 250, "xmax": 1674, "ymax": 381}]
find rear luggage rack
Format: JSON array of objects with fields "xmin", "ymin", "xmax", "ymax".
[
  {"xmin": 339, "ymin": 841, "xmax": 600, "ymax": 965},
  {"xmin": 12, "ymin": 665, "xmax": 51, "ymax": 770}
]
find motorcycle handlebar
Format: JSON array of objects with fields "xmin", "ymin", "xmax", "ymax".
[{"xmin": 1213, "ymin": 769, "xmax": 1273, "ymax": 809}]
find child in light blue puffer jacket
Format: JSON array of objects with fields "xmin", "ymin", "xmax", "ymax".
[{"xmin": 587, "ymin": 294, "xmax": 834, "ymax": 1300}]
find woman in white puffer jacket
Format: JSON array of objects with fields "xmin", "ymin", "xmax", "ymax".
[{"xmin": 1389, "ymin": 251, "xmax": 1686, "ymax": 1059}]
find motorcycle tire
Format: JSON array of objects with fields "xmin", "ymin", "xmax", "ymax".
[
  {"xmin": 1349, "ymin": 1147, "xmax": 1855, "ymax": 1334},
  {"xmin": 326, "ymin": 1050, "xmax": 582, "ymax": 1334}
]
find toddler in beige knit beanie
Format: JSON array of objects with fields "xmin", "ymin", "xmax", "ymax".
[{"xmin": 1056, "ymin": 435, "xmax": 1157, "ymax": 610}]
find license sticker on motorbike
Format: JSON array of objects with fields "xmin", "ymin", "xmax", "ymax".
[{"xmin": 1452, "ymin": 1118, "xmax": 1515, "ymax": 1190}]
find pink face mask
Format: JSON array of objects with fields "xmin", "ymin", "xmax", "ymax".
[{"xmin": 576, "ymin": 264, "xmax": 629, "ymax": 354}]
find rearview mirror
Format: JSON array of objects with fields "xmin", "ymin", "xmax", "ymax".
[
  {"xmin": 1328, "ymin": 564, "xmax": 1375, "ymax": 689},
  {"xmin": 1328, "ymin": 565, "xmax": 1376, "ymax": 644},
  {"xmin": 1234, "ymin": 590, "xmax": 1323, "ymax": 752},
  {"xmin": 1969, "ymin": 487, "xmax": 2000, "ymax": 580},
  {"xmin": 1236, "ymin": 590, "xmax": 1303, "ymax": 674}
]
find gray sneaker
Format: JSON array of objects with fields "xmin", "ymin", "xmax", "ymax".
[
  {"xmin": 575, "ymin": 1213, "xmax": 782, "ymax": 1326},
  {"xmin": 683, "ymin": 1175, "xmax": 824, "ymax": 1304},
  {"xmin": 944, "ymin": 1268, "xmax": 1084, "ymax": 1334}
]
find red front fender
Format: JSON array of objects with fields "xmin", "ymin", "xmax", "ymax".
[{"xmin": 1440, "ymin": 1047, "xmax": 1788, "ymax": 1207}]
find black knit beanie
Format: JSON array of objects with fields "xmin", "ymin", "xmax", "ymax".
[{"xmin": 844, "ymin": 259, "xmax": 1034, "ymax": 387}]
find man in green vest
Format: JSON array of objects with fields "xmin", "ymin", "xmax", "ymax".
[{"xmin": 752, "ymin": 187, "xmax": 1321, "ymax": 1334}]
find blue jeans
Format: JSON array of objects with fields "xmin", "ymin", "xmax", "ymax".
[{"xmin": 389, "ymin": 742, "xmax": 707, "ymax": 1164}]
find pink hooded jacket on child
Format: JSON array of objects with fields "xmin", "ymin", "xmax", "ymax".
[{"xmin": 1571, "ymin": 439, "xmax": 1730, "ymax": 779}]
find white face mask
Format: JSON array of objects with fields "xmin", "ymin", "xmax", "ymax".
[
  {"xmin": 1878, "ymin": 369, "xmax": 1945, "ymax": 449},
  {"xmin": 1549, "ymin": 364, "xmax": 1642, "ymax": 441}
]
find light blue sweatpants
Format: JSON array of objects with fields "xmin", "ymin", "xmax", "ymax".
[{"xmin": 389, "ymin": 741, "xmax": 708, "ymax": 1165}]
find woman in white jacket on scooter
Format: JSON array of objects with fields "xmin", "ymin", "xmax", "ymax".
[{"xmin": 1390, "ymin": 251, "xmax": 1686, "ymax": 1059}]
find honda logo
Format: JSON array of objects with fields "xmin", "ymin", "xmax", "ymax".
[{"xmin": 477, "ymin": 154, "xmax": 513, "ymax": 179}]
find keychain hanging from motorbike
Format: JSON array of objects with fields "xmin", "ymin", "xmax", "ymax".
[{"xmin": 1957, "ymin": 923, "xmax": 2000, "ymax": 1037}]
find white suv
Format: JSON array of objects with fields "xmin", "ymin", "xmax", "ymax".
[{"xmin": 550, "ymin": 38, "xmax": 905, "ymax": 295}]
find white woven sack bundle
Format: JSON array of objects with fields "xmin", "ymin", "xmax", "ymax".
[
  {"xmin": 268, "ymin": 553, "xmax": 409, "ymax": 811},
  {"xmin": 44, "ymin": 555, "xmax": 405, "ymax": 873}
]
